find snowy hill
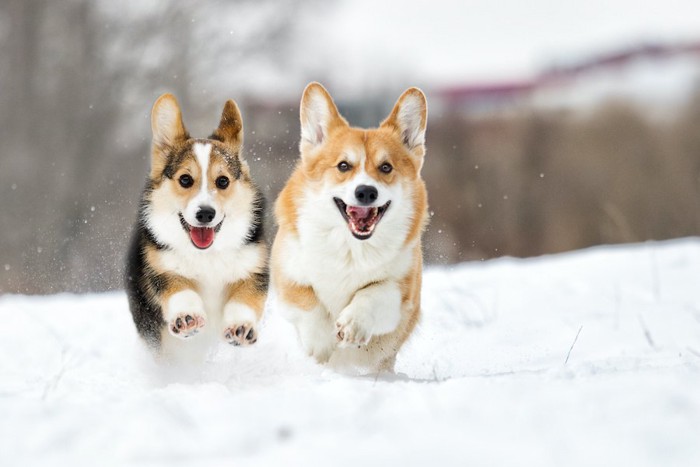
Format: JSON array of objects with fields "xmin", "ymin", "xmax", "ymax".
[{"xmin": 2, "ymin": 239, "xmax": 700, "ymax": 466}]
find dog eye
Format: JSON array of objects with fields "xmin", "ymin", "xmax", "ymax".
[
  {"xmin": 215, "ymin": 176, "xmax": 230, "ymax": 189},
  {"xmin": 337, "ymin": 161, "xmax": 351, "ymax": 172},
  {"xmin": 178, "ymin": 174, "xmax": 194, "ymax": 188},
  {"xmin": 379, "ymin": 163, "xmax": 393, "ymax": 174}
]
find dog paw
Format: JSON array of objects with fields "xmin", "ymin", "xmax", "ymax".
[
  {"xmin": 223, "ymin": 322, "xmax": 257, "ymax": 346},
  {"xmin": 335, "ymin": 314, "xmax": 372, "ymax": 348},
  {"xmin": 168, "ymin": 313, "xmax": 205, "ymax": 339}
]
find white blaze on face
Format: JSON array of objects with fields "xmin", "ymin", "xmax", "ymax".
[
  {"xmin": 336, "ymin": 149, "xmax": 393, "ymax": 208},
  {"xmin": 183, "ymin": 142, "xmax": 219, "ymax": 226},
  {"xmin": 337, "ymin": 148, "xmax": 362, "ymax": 205}
]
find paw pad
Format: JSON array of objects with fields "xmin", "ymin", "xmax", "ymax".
[
  {"xmin": 335, "ymin": 319, "xmax": 371, "ymax": 347},
  {"xmin": 169, "ymin": 313, "xmax": 205, "ymax": 339},
  {"xmin": 224, "ymin": 323, "xmax": 257, "ymax": 346}
]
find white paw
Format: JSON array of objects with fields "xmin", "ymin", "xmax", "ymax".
[
  {"xmin": 335, "ymin": 308, "xmax": 373, "ymax": 348},
  {"xmin": 166, "ymin": 290, "xmax": 207, "ymax": 339},
  {"xmin": 305, "ymin": 340, "xmax": 334, "ymax": 363},
  {"xmin": 222, "ymin": 302, "xmax": 259, "ymax": 347},
  {"xmin": 168, "ymin": 312, "xmax": 206, "ymax": 339},
  {"xmin": 223, "ymin": 322, "xmax": 258, "ymax": 346}
]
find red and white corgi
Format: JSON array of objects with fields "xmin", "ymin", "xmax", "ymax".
[
  {"xmin": 271, "ymin": 83, "xmax": 428, "ymax": 373},
  {"xmin": 125, "ymin": 94, "xmax": 267, "ymax": 360}
]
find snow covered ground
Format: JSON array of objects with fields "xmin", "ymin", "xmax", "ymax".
[{"xmin": 1, "ymin": 238, "xmax": 699, "ymax": 467}]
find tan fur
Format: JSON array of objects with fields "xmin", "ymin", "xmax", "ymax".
[
  {"xmin": 150, "ymin": 94, "xmax": 189, "ymax": 180},
  {"xmin": 274, "ymin": 129, "xmax": 427, "ymax": 238},
  {"xmin": 278, "ymin": 280, "xmax": 319, "ymax": 312},
  {"xmin": 398, "ymin": 246, "xmax": 423, "ymax": 337},
  {"xmin": 144, "ymin": 242, "xmax": 198, "ymax": 301},
  {"xmin": 273, "ymin": 169, "xmax": 303, "ymax": 235},
  {"xmin": 270, "ymin": 232, "xmax": 319, "ymax": 311},
  {"xmin": 280, "ymin": 280, "xmax": 319, "ymax": 311},
  {"xmin": 271, "ymin": 83, "xmax": 429, "ymax": 372},
  {"xmin": 211, "ymin": 100, "xmax": 244, "ymax": 144},
  {"xmin": 225, "ymin": 277, "xmax": 266, "ymax": 320}
]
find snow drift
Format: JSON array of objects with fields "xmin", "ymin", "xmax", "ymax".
[{"xmin": 1, "ymin": 239, "xmax": 699, "ymax": 466}]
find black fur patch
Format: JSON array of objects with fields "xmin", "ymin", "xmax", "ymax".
[
  {"xmin": 245, "ymin": 188, "xmax": 265, "ymax": 244},
  {"xmin": 138, "ymin": 180, "xmax": 168, "ymax": 250},
  {"xmin": 161, "ymin": 140, "xmax": 243, "ymax": 182},
  {"xmin": 124, "ymin": 180, "xmax": 173, "ymax": 348},
  {"xmin": 210, "ymin": 144, "xmax": 242, "ymax": 180},
  {"xmin": 162, "ymin": 145, "xmax": 192, "ymax": 180},
  {"xmin": 125, "ymin": 224, "xmax": 166, "ymax": 348},
  {"xmin": 142, "ymin": 220, "xmax": 167, "ymax": 251},
  {"xmin": 251, "ymin": 269, "xmax": 270, "ymax": 293},
  {"xmin": 207, "ymin": 132, "xmax": 224, "ymax": 143}
]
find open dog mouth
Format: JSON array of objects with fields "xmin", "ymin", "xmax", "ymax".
[
  {"xmin": 178, "ymin": 213, "xmax": 223, "ymax": 249},
  {"xmin": 333, "ymin": 198, "xmax": 390, "ymax": 240}
]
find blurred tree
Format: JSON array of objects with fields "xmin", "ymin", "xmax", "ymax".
[
  {"xmin": 0, "ymin": 0, "xmax": 317, "ymax": 293},
  {"xmin": 1, "ymin": 1, "xmax": 698, "ymax": 294}
]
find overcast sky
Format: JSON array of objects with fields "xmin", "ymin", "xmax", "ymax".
[{"xmin": 297, "ymin": 0, "xmax": 700, "ymax": 93}]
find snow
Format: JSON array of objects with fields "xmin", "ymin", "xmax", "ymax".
[{"xmin": 2, "ymin": 238, "xmax": 700, "ymax": 466}]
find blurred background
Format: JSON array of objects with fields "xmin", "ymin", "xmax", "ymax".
[{"xmin": 1, "ymin": 0, "xmax": 700, "ymax": 294}]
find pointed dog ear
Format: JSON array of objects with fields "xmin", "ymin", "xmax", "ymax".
[
  {"xmin": 299, "ymin": 82, "xmax": 347, "ymax": 154},
  {"xmin": 211, "ymin": 99, "xmax": 244, "ymax": 149},
  {"xmin": 381, "ymin": 87, "xmax": 428, "ymax": 153},
  {"xmin": 151, "ymin": 93, "xmax": 188, "ymax": 148},
  {"xmin": 150, "ymin": 93, "xmax": 189, "ymax": 178}
]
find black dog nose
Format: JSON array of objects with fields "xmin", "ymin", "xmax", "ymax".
[
  {"xmin": 355, "ymin": 185, "xmax": 378, "ymax": 205},
  {"xmin": 195, "ymin": 206, "xmax": 216, "ymax": 224}
]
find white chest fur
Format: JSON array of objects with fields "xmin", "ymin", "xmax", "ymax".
[
  {"xmin": 281, "ymin": 227, "xmax": 414, "ymax": 317},
  {"xmin": 279, "ymin": 187, "xmax": 416, "ymax": 316},
  {"xmin": 158, "ymin": 243, "xmax": 263, "ymax": 313}
]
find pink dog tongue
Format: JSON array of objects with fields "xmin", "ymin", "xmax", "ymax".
[
  {"xmin": 190, "ymin": 227, "xmax": 215, "ymax": 249},
  {"xmin": 346, "ymin": 206, "xmax": 376, "ymax": 231},
  {"xmin": 346, "ymin": 206, "xmax": 372, "ymax": 221}
]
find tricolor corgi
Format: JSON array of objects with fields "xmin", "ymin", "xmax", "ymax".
[
  {"xmin": 271, "ymin": 83, "xmax": 428, "ymax": 373},
  {"xmin": 125, "ymin": 94, "xmax": 267, "ymax": 360}
]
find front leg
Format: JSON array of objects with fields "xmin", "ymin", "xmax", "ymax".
[
  {"xmin": 336, "ymin": 280, "xmax": 401, "ymax": 347},
  {"xmin": 275, "ymin": 274, "xmax": 336, "ymax": 362},
  {"xmin": 222, "ymin": 274, "xmax": 267, "ymax": 346},
  {"xmin": 162, "ymin": 277, "xmax": 207, "ymax": 339}
]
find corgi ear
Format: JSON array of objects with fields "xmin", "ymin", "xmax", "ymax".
[
  {"xmin": 150, "ymin": 93, "xmax": 189, "ymax": 179},
  {"xmin": 210, "ymin": 99, "xmax": 244, "ymax": 149},
  {"xmin": 151, "ymin": 93, "xmax": 188, "ymax": 148},
  {"xmin": 299, "ymin": 82, "xmax": 347, "ymax": 153},
  {"xmin": 381, "ymin": 87, "xmax": 427, "ymax": 153}
]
